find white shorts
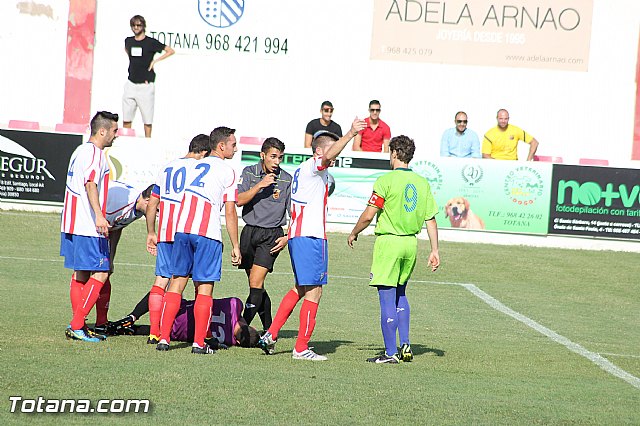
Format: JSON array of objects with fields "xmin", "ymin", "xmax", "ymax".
[{"xmin": 122, "ymin": 80, "xmax": 155, "ymax": 124}]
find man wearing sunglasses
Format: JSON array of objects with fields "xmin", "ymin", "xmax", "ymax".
[
  {"xmin": 352, "ymin": 100, "xmax": 391, "ymax": 153},
  {"xmin": 303, "ymin": 101, "xmax": 343, "ymax": 148},
  {"xmin": 440, "ymin": 111, "xmax": 481, "ymax": 158},
  {"xmin": 123, "ymin": 15, "xmax": 175, "ymax": 138}
]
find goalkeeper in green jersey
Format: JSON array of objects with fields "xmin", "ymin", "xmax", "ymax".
[{"xmin": 348, "ymin": 135, "xmax": 440, "ymax": 364}]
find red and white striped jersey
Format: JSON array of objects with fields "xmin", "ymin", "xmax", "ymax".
[
  {"xmin": 153, "ymin": 157, "xmax": 197, "ymax": 243},
  {"xmin": 60, "ymin": 142, "xmax": 110, "ymax": 237},
  {"xmin": 106, "ymin": 180, "xmax": 143, "ymax": 231},
  {"xmin": 175, "ymin": 156, "xmax": 238, "ymax": 241},
  {"xmin": 288, "ymin": 156, "xmax": 329, "ymax": 240}
]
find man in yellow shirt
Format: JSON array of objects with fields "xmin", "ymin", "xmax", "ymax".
[{"xmin": 482, "ymin": 109, "xmax": 539, "ymax": 160}]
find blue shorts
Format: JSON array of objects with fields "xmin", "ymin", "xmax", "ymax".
[
  {"xmin": 155, "ymin": 242, "xmax": 174, "ymax": 278},
  {"xmin": 171, "ymin": 232, "xmax": 222, "ymax": 283},
  {"xmin": 60, "ymin": 232, "xmax": 110, "ymax": 272},
  {"xmin": 288, "ymin": 237, "xmax": 328, "ymax": 286}
]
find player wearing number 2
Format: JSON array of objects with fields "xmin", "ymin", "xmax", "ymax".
[
  {"xmin": 348, "ymin": 135, "xmax": 440, "ymax": 364},
  {"xmin": 156, "ymin": 127, "xmax": 241, "ymax": 355},
  {"xmin": 116, "ymin": 134, "xmax": 211, "ymax": 345},
  {"xmin": 258, "ymin": 117, "xmax": 366, "ymax": 361}
]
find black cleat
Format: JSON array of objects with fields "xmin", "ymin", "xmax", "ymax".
[
  {"xmin": 191, "ymin": 344, "xmax": 215, "ymax": 355},
  {"xmin": 366, "ymin": 353, "xmax": 400, "ymax": 364},
  {"xmin": 156, "ymin": 341, "xmax": 170, "ymax": 351}
]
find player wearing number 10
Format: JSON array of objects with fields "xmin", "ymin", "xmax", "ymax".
[
  {"xmin": 140, "ymin": 134, "xmax": 211, "ymax": 344},
  {"xmin": 348, "ymin": 135, "xmax": 440, "ymax": 364},
  {"xmin": 157, "ymin": 127, "xmax": 241, "ymax": 355}
]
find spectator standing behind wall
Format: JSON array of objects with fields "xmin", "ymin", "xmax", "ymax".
[
  {"xmin": 482, "ymin": 109, "xmax": 539, "ymax": 160},
  {"xmin": 303, "ymin": 101, "xmax": 342, "ymax": 148},
  {"xmin": 352, "ymin": 100, "xmax": 391, "ymax": 153},
  {"xmin": 440, "ymin": 111, "xmax": 480, "ymax": 158},
  {"xmin": 122, "ymin": 15, "xmax": 175, "ymax": 138}
]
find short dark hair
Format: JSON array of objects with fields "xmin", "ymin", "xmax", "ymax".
[
  {"xmin": 129, "ymin": 15, "xmax": 146, "ymax": 29},
  {"xmin": 454, "ymin": 111, "xmax": 467, "ymax": 119},
  {"xmin": 189, "ymin": 134, "xmax": 211, "ymax": 154},
  {"xmin": 209, "ymin": 127, "xmax": 235, "ymax": 151},
  {"xmin": 321, "ymin": 101, "xmax": 333, "ymax": 109},
  {"xmin": 389, "ymin": 135, "xmax": 416, "ymax": 164},
  {"xmin": 261, "ymin": 137, "xmax": 285, "ymax": 154},
  {"xmin": 141, "ymin": 184, "xmax": 154, "ymax": 199},
  {"xmin": 237, "ymin": 324, "xmax": 259, "ymax": 348},
  {"xmin": 369, "ymin": 100, "xmax": 380, "ymax": 108},
  {"xmin": 90, "ymin": 111, "xmax": 118, "ymax": 136}
]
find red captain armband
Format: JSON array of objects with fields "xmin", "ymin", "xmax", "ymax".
[{"xmin": 368, "ymin": 192, "xmax": 385, "ymax": 209}]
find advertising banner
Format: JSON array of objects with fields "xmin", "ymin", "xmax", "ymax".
[
  {"xmin": 548, "ymin": 165, "xmax": 640, "ymax": 240},
  {"xmin": 411, "ymin": 158, "xmax": 552, "ymax": 234},
  {"xmin": 0, "ymin": 129, "xmax": 82, "ymax": 205},
  {"xmin": 370, "ymin": 0, "xmax": 593, "ymax": 71},
  {"xmin": 240, "ymin": 150, "xmax": 552, "ymax": 234}
]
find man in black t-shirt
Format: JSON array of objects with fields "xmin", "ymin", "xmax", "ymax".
[
  {"xmin": 122, "ymin": 15, "xmax": 174, "ymax": 138},
  {"xmin": 303, "ymin": 100, "xmax": 342, "ymax": 148}
]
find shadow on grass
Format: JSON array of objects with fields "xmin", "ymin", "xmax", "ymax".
[{"xmin": 357, "ymin": 342, "xmax": 445, "ymax": 358}]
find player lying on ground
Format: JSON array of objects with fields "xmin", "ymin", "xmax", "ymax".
[{"xmin": 110, "ymin": 296, "xmax": 259, "ymax": 348}]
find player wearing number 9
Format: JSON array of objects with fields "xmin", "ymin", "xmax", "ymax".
[{"xmin": 348, "ymin": 135, "xmax": 440, "ymax": 364}]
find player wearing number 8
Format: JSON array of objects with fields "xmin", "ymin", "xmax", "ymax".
[{"xmin": 348, "ymin": 135, "xmax": 440, "ymax": 364}]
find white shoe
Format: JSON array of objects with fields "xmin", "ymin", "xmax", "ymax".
[{"xmin": 292, "ymin": 347, "xmax": 327, "ymax": 361}]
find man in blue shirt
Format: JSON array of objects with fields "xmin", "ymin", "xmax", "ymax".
[{"xmin": 440, "ymin": 111, "xmax": 481, "ymax": 158}]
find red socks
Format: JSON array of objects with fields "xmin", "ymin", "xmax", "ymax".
[
  {"xmin": 149, "ymin": 286, "xmax": 166, "ymax": 337},
  {"xmin": 70, "ymin": 277, "xmax": 105, "ymax": 330},
  {"xmin": 295, "ymin": 299, "xmax": 319, "ymax": 352},
  {"xmin": 268, "ymin": 290, "xmax": 301, "ymax": 340},
  {"xmin": 69, "ymin": 275, "xmax": 85, "ymax": 315},
  {"xmin": 159, "ymin": 291, "xmax": 182, "ymax": 343},
  {"xmin": 193, "ymin": 294, "xmax": 213, "ymax": 347},
  {"xmin": 95, "ymin": 278, "xmax": 111, "ymax": 326}
]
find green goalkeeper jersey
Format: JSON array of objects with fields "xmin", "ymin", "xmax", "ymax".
[{"xmin": 370, "ymin": 168, "xmax": 438, "ymax": 236}]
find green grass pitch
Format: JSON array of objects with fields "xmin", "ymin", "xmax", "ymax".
[{"xmin": 0, "ymin": 211, "xmax": 638, "ymax": 425}]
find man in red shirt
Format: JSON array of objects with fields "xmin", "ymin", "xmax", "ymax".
[{"xmin": 352, "ymin": 100, "xmax": 391, "ymax": 153}]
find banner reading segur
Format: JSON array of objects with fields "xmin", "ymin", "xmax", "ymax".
[{"xmin": 370, "ymin": 0, "xmax": 593, "ymax": 71}]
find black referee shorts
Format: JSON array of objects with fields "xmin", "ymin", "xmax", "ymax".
[{"xmin": 238, "ymin": 225, "xmax": 285, "ymax": 272}]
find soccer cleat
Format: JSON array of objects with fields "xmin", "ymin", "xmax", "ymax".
[
  {"xmin": 366, "ymin": 353, "xmax": 400, "ymax": 364},
  {"xmin": 85, "ymin": 327, "xmax": 107, "ymax": 341},
  {"xmin": 258, "ymin": 331, "xmax": 277, "ymax": 355},
  {"xmin": 147, "ymin": 335, "xmax": 160, "ymax": 345},
  {"xmin": 399, "ymin": 343, "xmax": 414, "ymax": 362},
  {"xmin": 191, "ymin": 344, "xmax": 215, "ymax": 355},
  {"xmin": 110, "ymin": 314, "xmax": 135, "ymax": 333},
  {"xmin": 292, "ymin": 348, "xmax": 327, "ymax": 361},
  {"xmin": 65, "ymin": 327, "xmax": 101, "ymax": 343},
  {"xmin": 93, "ymin": 324, "xmax": 109, "ymax": 336},
  {"xmin": 156, "ymin": 340, "xmax": 170, "ymax": 351}
]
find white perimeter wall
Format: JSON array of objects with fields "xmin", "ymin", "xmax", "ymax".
[{"xmin": 2, "ymin": 0, "xmax": 640, "ymax": 166}]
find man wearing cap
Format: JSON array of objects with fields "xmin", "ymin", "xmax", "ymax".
[
  {"xmin": 303, "ymin": 101, "xmax": 343, "ymax": 148},
  {"xmin": 258, "ymin": 117, "xmax": 366, "ymax": 361}
]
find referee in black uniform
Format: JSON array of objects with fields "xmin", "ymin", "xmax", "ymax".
[{"xmin": 237, "ymin": 138, "xmax": 292, "ymax": 331}]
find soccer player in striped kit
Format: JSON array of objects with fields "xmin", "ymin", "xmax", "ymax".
[
  {"xmin": 156, "ymin": 127, "xmax": 241, "ymax": 355},
  {"xmin": 258, "ymin": 117, "xmax": 366, "ymax": 361},
  {"xmin": 61, "ymin": 111, "xmax": 118, "ymax": 342},
  {"xmin": 110, "ymin": 134, "xmax": 212, "ymax": 344}
]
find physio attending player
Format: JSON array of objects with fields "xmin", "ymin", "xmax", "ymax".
[
  {"xmin": 258, "ymin": 117, "xmax": 366, "ymax": 361},
  {"xmin": 93, "ymin": 181, "xmax": 154, "ymax": 333},
  {"xmin": 236, "ymin": 137, "xmax": 291, "ymax": 332},
  {"xmin": 118, "ymin": 134, "xmax": 211, "ymax": 344},
  {"xmin": 61, "ymin": 111, "xmax": 118, "ymax": 342},
  {"xmin": 156, "ymin": 127, "xmax": 241, "ymax": 355},
  {"xmin": 348, "ymin": 135, "xmax": 440, "ymax": 364}
]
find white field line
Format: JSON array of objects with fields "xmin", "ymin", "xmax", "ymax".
[{"xmin": 2, "ymin": 255, "xmax": 639, "ymax": 389}]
